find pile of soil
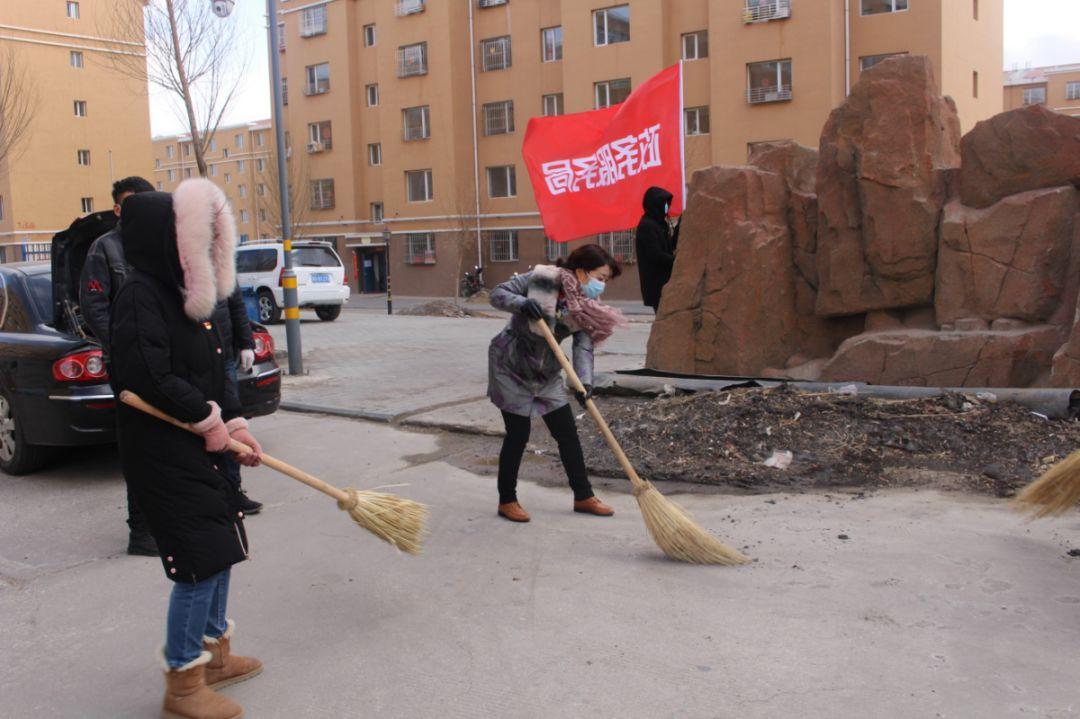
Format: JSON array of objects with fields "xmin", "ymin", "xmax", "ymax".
[
  {"xmin": 579, "ymin": 386, "xmax": 1080, "ymax": 496},
  {"xmin": 398, "ymin": 300, "xmax": 493, "ymax": 318}
]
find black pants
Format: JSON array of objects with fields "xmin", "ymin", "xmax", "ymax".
[{"xmin": 498, "ymin": 404, "xmax": 594, "ymax": 505}]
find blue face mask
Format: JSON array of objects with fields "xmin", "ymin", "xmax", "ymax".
[{"xmin": 584, "ymin": 277, "xmax": 606, "ymax": 300}]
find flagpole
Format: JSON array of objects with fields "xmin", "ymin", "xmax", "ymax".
[{"xmin": 678, "ymin": 60, "xmax": 687, "ymax": 212}]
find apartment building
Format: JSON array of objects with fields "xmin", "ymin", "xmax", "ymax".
[
  {"xmin": 0, "ymin": 0, "xmax": 153, "ymax": 259},
  {"xmin": 152, "ymin": 121, "xmax": 278, "ymax": 244},
  {"xmin": 276, "ymin": 0, "xmax": 1002, "ymax": 300},
  {"xmin": 1003, "ymin": 63, "xmax": 1080, "ymax": 118}
]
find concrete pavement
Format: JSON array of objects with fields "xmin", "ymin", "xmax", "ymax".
[{"xmin": 2, "ymin": 411, "xmax": 1079, "ymax": 718}]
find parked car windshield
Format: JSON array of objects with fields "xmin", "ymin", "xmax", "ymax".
[
  {"xmin": 237, "ymin": 249, "xmax": 278, "ymax": 273},
  {"xmin": 292, "ymin": 246, "xmax": 339, "ymax": 268}
]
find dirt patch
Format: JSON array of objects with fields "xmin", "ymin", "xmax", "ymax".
[
  {"xmin": 576, "ymin": 386, "xmax": 1080, "ymax": 496},
  {"xmin": 398, "ymin": 300, "xmax": 494, "ymax": 318}
]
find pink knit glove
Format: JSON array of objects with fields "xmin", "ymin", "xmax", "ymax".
[
  {"xmin": 226, "ymin": 417, "xmax": 261, "ymax": 467},
  {"xmin": 192, "ymin": 402, "xmax": 229, "ymax": 453}
]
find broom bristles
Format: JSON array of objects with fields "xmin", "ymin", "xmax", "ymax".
[
  {"xmin": 339, "ymin": 488, "xmax": 429, "ymax": 555},
  {"xmin": 634, "ymin": 483, "xmax": 749, "ymax": 565},
  {"xmin": 1013, "ymin": 450, "xmax": 1080, "ymax": 519}
]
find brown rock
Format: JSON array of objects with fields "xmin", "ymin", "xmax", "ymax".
[
  {"xmin": 935, "ymin": 187, "xmax": 1078, "ymax": 325},
  {"xmin": 954, "ymin": 318, "xmax": 990, "ymax": 332},
  {"xmin": 865, "ymin": 310, "xmax": 904, "ymax": 333},
  {"xmin": 815, "ymin": 55, "xmax": 961, "ymax": 316},
  {"xmin": 959, "ymin": 104, "xmax": 1080, "ymax": 209},
  {"xmin": 748, "ymin": 140, "xmax": 818, "ymax": 194},
  {"xmin": 820, "ymin": 326, "xmax": 1062, "ymax": 387},
  {"xmin": 991, "ymin": 318, "xmax": 1029, "ymax": 331},
  {"xmin": 1051, "ymin": 214, "xmax": 1080, "ymax": 386}
]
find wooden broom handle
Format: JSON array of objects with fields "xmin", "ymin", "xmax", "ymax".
[
  {"xmin": 533, "ymin": 320, "xmax": 647, "ymax": 490},
  {"xmin": 119, "ymin": 391, "xmax": 351, "ymax": 504}
]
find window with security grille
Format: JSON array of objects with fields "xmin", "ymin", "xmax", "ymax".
[
  {"xmin": 300, "ymin": 4, "xmax": 328, "ymax": 37},
  {"xmin": 371, "ymin": 202, "xmax": 384, "ymax": 223},
  {"xmin": 1069, "ymin": 82, "xmax": 1080, "ymax": 101},
  {"xmin": 487, "ymin": 166, "xmax": 517, "ymax": 198},
  {"xmin": 310, "ymin": 179, "xmax": 335, "ymax": 209},
  {"xmin": 364, "ymin": 24, "xmax": 376, "ymax": 47},
  {"xmin": 684, "ymin": 106, "xmax": 709, "ymax": 135},
  {"xmin": 406, "ymin": 169, "xmax": 433, "ymax": 202},
  {"xmin": 541, "ymin": 26, "xmax": 563, "ymax": 62},
  {"xmin": 397, "ymin": 42, "xmax": 428, "ymax": 78},
  {"xmin": 403, "ymin": 106, "xmax": 431, "ymax": 141},
  {"xmin": 80, "ymin": 197, "xmax": 93, "ymax": 213},
  {"xmin": 305, "ymin": 63, "xmax": 330, "ymax": 95},
  {"xmin": 282, "ymin": 77, "xmax": 288, "ymax": 105},
  {"xmin": 593, "ymin": 5, "xmax": 629, "ymax": 46},
  {"xmin": 598, "ymin": 231, "xmax": 634, "ymax": 262},
  {"xmin": 481, "ymin": 36, "xmax": 512, "ymax": 71},
  {"xmin": 368, "ymin": 143, "xmax": 382, "ymax": 166},
  {"xmin": 366, "ymin": 84, "xmax": 379, "ymax": 106},
  {"xmin": 277, "ymin": 23, "xmax": 285, "ymax": 50},
  {"xmin": 74, "ymin": 100, "xmax": 87, "ymax": 117},
  {"xmin": 545, "ymin": 237, "xmax": 569, "ymax": 262},
  {"xmin": 747, "ymin": 59, "xmax": 792, "ymax": 103},
  {"xmin": 542, "ymin": 93, "xmax": 564, "ymax": 117},
  {"xmin": 861, "ymin": 0, "xmax": 907, "ymax": 14},
  {"xmin": 682, "ymin": 31, "xmax": 708, "ymax": 60},
  {"xmin": 594, "ymin": 78, "xmax": 631, "ymax": 109},
  {"xmin": 486, "ymin": 231, "xmax": 518, "ymax": 262},
  {"xmin": 77, "ymin": 149, "xmax": 90, "ymax": 166},
  {"xmin": 1023, "ymin": 86, "xmax": 1047, "ymax": 105},
  {"xmin": 305, "ymin": 121, "xmax": 331, "ymax": 150},
  {"xmin": 483, "ymin": 101, "xmax": 515, "ymax": 135},
  {"xmin": 405, "ymin": 234, "xmax": 436, "ymax": 264}
]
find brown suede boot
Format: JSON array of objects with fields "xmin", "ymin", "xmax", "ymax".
[
  {"xmin": 574, "ymin": 496, "xmax": 615, "ymax": 516},
  {"xmin": 203, "ymin": 620, "xmax": 263, "ymax": 690},
  {"xmin": 497, "ymin": 501, "xmax": 531, "ymax": 522},
  {"xmin": 161, "ymin": 650, "xmax": 243, "ymax": 719}
]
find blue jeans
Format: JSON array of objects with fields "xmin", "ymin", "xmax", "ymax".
[{"xmin": 165, "ymin": 568, "xmax": 231, "ymax": 668}]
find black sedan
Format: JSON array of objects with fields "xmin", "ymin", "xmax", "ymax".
[{"xmin": 0, "ymin": 262, "xmax": 280, "ymax": 475}]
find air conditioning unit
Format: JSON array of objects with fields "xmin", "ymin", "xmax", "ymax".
[{"xmin": 307, "ymin": 141, "xmax": 324, "ymax": 154}]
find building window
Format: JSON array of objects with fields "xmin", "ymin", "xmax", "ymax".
[
  {"xmin": 185, "ymin": 168, "xmax": 193, "ymax": 178},
  {"xmin": 166, "ymin": 145, "xmax": 175, "ymax": 159},
  {"xmin": 594, "ymin": 78, "xmax": 631, "ymax": 109},
  {"xmin": 210, "ymin": 138, "xmax": 217, "ymax": 151},
  {"xmin": 682, "ymin": 31, "xmax": 708, "ymax": 60},
  {"xmin": 209, "ymin": 164, "xmax": 218, "ymax": 177},
  {"xmin": 403, "ymin": 105, "xmax": 431, "ymax": 141},
  {"xmin": 542, "ymin": 93, "xmax": 564, "ymax": 117},
  {"xmin": 237, "ymin": 159, "xmax": 245, "ymax": 172},
  {"xmin": 259, "ymin": 209, "xmax": 267, "ymax": 222},
  {"xmin": 224, "ymin": 172, "xmax": 231, "ymax": 184},
  {"xmin": 744, "ymin": 0, "xmax": 793, "ymax": 23},
  {"xmin": 859, "ymin": 52, "xmax": 906, "ymax": 71},
  {"xmin": 155, "ymin": 159, "xmax": 161, "ymax": 169},
  {"xmin": 277, "ymin": 23, "xmax": 286, "ymax": 51},
  {"xmin": 545, "ymin": 237, "xmax": 569, "ymax": 262},
  {"xmin": 235, "ymin": 133, "xmax": 244, "ymax": 148},
  {"xmin": 67, "ymin": 2, "xmax": 80, "ymax": 20},
  {"xmin": 240, "ymin": 233, "xmax": 250, "ymax": 244},
  {"xmin": 972, "ymin": 70, "xmax": 979, "ymax": 98},
  {"xmin": 1067, "ymin": 82, "xmax": 1080, "ymax": 101},
  {"xmin": 70, "ymin": 50, "xmax": 84, "ymax": 68},
  {"xmin": 371, "ymin": 202, "xmax": 384, "ymax": 223},
  {"xmin": 156, "ymin": 182, "xmax": 163, "ymax": 191},
  {"xmin": 368, "ymin": 143, "xmax": 382, "ymax": 166},
  {"xmin": 481, "ymin": 36, "xmax": 512, "ymax": 72},
  {"xmin": 282, "ymin": 77, "xmax": 288, "ymax": 105},
  {"xmin": 541, "ymin": 26, "xmax": 563, "ymax": 62},
  {"xmin": 223, "ymin": 147, "xmax": 230, "ymax": 158},
  {"xmin": 487, "ymin": 231, "xmax": 518, "ymax": 262},
  {"xmin": 1023, "ymin": 86, "xmax": 1047, "ymax": 105},
  {"xmin": 404, "ymin": 233, "xmax": 436, "ymax": 265},
  {"xmin": 308, "ymin": 120, "xmax": 332, "ymax": 151},
  {"xmin": 487, "ymin": 165, "xmax": 517, "ymax": 198},
  {"xmin": 311, "ymin": 179, "xmax": 335, "ymax": 209},
  {"xmin": 364, "ymin": 24, "xmax": 376, "ymax": 47},
  {"xmin": 239, "ymin": 209, "xmax": 249, "ymax": 223},
  {"xmin": 258, "ymin": 183, "xmax": 267, "ymax": 197},
  {"xmin": 74, "ymin": 100, "xmax": 87, "ymax": 117},
  {"xmin": 594, "ymin": 5, "xmax": 630, "ymax": 46},
  {"xmin": 397, "ymin": 42, "xmax": 428, "ymax": 78},
  {"xmin": 685, "ymin": 106, "xmax": 710, "ymax": 135},
  {"xmin": 305, "ymin": 62, "xmax": 330, "ymax": 95},
  {"xmin": 483, "ymin": 100, "xmax": 514, "ymax": 135},
  {"xmin": 747, "ymin": 59, "xmax": 792, "ymax": 103},
  {"xmin": 406, "ymin": 169, "xmax": 433, "ymax": 203},
  {"xmin": 396, "ymin": 0, "xmax": 426, "ymax": 16},
  {"xmin": 973, "ymin": 0, "xmax": 979, "ymax": 19},
  {"xmin": 861, "ymin": 0, "xmax": 908, "ymax": 15},
  {"xmin": 256, "ymin": 133, "xmax": 264, "ymax": 147},
  {"xmin": 257, "ymin": 159, "xmax": 265, "ymax": 172},
  {"xmin": 183, "ymin": 143, "xmax": 191, "ymax": 156},
  {"xmin": 239, "ymin": 184, "xmax": 247, "ymax": 199},
  {"xmin": 77, "ymin": 149, "xmax": 90, "ymax": 166},
  {"xmin": 80, "ymin": 197, "xmax": 93, "ymax": 213},
  {"xmin": 300, "ymin": 4, "xmax": 328, "ymax": 37},
  {"xmin": 366, "ymin": 84, "xmax": 379, "ymax": 107},
  {"xmin": 479, "ymin": 0, "xmax": 508, "ymax": 6},
  {"xmin": 598, "ymin": 230, "xmax": 634, "ymax": 263},
  {"xmin": 168, "ymin": 169, "xmax": 175, "ymax": 182}
]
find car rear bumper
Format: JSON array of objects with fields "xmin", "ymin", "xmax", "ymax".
[
  {"xmin": 273, "ymin": 285, "xmax": 350, "ymax": 307},
  {"xmin": 26, "ymin": 385, "xmax": 118, "ymax": 446},
  {"xmin": 238, "ymin": 365, "xmax": 281, "ymax": 419}
]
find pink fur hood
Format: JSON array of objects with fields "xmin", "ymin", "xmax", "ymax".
[{"xmin": 172, "ymin": 178, "xmax": 238, "ymax": 321}]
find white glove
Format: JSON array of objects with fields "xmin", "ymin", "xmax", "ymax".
[{"xmin": 240, "ymin": 348, "xmax": 255, "ymax": 372}]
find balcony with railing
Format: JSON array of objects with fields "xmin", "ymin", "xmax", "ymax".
[
  {"xmin": 395, "ymin": 0, "xmax": 425, "ymax": 16},
  {"xmin": 747, "ymin": 85, "xmax": 793, "ymax": 104},
  {"xmin": 397, "ymin": 44, "xmax": 428, "ymax": 78},
  {"xmin": 478, "ymin": 0, "xmax": 507, "ymax": 6},
  {"xmin": 743, "ymin": 0, "xmax": 792, "ymax": 23}
]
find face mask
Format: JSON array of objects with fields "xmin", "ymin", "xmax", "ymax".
[{"xmin": 584, "ymin": 277, "xmax": 606, "ymax": 300}]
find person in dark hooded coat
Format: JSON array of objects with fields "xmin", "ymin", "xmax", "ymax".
[
  {"xmin": 108, "ymin": 179, "xmax": 264, "ymax": 719},
  {"xmin": 634, "ymin": 186, "xmax": 676, "ymax": 313}
]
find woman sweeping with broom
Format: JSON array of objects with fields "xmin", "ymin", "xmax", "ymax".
[
  {"xmin": 488, "ymin": 244, "xmax": 628, "ymax": 522},
  {"xmin": 109, "ymin": 179, "xmax": 262, "ymax": 719}
]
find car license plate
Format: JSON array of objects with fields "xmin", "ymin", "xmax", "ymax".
[{"xmin": 312, "ymin": 273, "xmax": 331, "ymax": 283}]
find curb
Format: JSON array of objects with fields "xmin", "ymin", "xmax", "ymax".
[{"xmin": 279, "ymin": 401, "xmax": 506, "ymax": 437}]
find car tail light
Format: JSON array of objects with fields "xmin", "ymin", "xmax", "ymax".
[
  {"xmin": 278, "ymin": 268, "xmax": 285, "ymax": 287},
  {"xmin": 253, "ymin": 331, "xmax": 275, "ymax": 362},
  {"xmin": 53, "ymin": 349, "xmax": 108, "ymax": 383}
]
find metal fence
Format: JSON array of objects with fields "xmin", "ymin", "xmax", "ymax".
[{"xmin": 0, "ymin": 242, "xmax": 51, "ymax": 264}]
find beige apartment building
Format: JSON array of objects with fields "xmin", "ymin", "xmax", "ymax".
[
  {"xmin": 0, "ymin": 0, "xmax": 152, "ymax": 260},
  {"xmin": 151, "ymin": 121, "xmax": 278, "ymax": 244},
  {"xmin": 275, "ymin": 0, "xmax": 1003, "ymax": 300},
  {"xmin": 1003, "ymin": 63, "xmax": 1080, "ymax": 118}
]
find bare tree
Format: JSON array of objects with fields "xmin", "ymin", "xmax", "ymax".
[
  {"xmin": 104, "ymin": 0, "xmax": 246, "ymax": 177},
  {"xmin": 0, "ymin": 44, "xmax": 38, "ymax": 169},
  {"xmin": 256, "ymin": 143, "xmax": 310, "ymax": 241}
]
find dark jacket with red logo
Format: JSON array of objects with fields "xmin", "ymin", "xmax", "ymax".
[{"xmin": 79, "ymin": 226, "xmax": 128, "ymax": 349}]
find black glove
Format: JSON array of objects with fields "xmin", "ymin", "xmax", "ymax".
[
  {"xmin": 574, "ymin": 384, "xmax": 594, "ymax": 408},
  {"xmin": 520, "ymin": 299, "xmax": 545, "ymax": 320}
]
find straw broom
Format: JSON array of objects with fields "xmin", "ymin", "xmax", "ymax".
[
  {"xmin": 1012, "ymin": 450, "xmax": 1080, "ymax": 519},
  {"xmin": 120, "ymin": 391, "xmax": 429, "ymax": 554},
  {"xmin": 534, "ymin": 321, "xmax": 747, "ymax": 565}
]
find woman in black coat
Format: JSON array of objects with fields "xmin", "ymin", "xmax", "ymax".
[
  {"xmin": 634, "ymin": 186, "xmax": 676, "ymax": 313},
  {"xmin": 109, "ymin": 179, "xmax": 263, "ymax": 719}
]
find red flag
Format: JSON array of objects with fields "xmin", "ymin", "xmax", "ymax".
[{"xmin": 522, "ymin": 64, "xmax": 685, "ymax": 243}]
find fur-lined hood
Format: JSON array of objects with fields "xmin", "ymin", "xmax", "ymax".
[{"xmin": 121, "ymin": 178, "xmax": 237, "ymax": 321}]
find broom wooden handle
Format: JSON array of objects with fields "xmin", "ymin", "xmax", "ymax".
[
  {"xmin": 533, "ymin": 320, "xmax": 647, "ymax": 490},
  {"xmin": 119, "ymin": 391, "xmax": 351, "ymax": 504}
]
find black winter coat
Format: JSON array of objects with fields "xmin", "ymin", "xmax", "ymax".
[
  {"xmin": 79, "ymin": 226, "xmax": 128, "ymax": 349},
  {"xmin": 634, "ymin": 186, "xmax": 676, "ymax": 311},
  {"xmin": 212, "ymin": 288, "xmax": 255, "ymax": 363},
  {"xmin": 108, "ymin": 192, "xmax": 248, "ymax": 583}
]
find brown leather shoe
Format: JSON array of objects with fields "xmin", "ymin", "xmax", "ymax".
[
  {"xmin": 497, "ymin": 502, "xmax": 530, "ymax": 522},
  {"xmin": 203, "ymin": 620, "xmax": 263, "ymax": 690},
  {"xmin": 161, "ymin": 650, "xmax": 243, "ymax": 719},
  {"xmin": 574, "ymin": 496, "xmax": 615, "ymax": 516}
]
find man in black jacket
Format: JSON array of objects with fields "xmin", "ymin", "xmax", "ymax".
[
  {"xmin": 79, "ymin": 176, "xmax": 157, "ymax": 556},
  {"xmin": 634, "ymin": 186, "xmax": 677, "ymax": 313}
]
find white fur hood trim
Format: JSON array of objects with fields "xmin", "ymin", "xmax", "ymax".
[{"xmin": 173, "ymin": 178, "xmax": 238, "ymax": 321}]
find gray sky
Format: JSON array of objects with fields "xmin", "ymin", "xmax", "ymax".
[{"xmin": 149, "ymin": 0, "xmax": 1080, "ymax": 137}]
